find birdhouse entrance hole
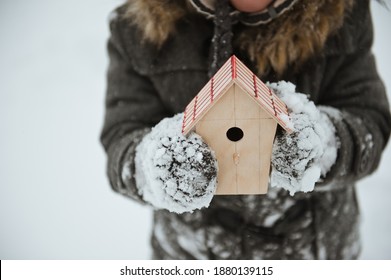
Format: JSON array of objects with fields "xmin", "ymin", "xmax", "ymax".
[{"xmin": 226, "ymin": 127, "xmax": 244, "ymax": 142}]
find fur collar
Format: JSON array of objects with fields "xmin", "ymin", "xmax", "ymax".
[
  {"xmin": 125, "ymin": 0, "xmax": 354, "ymax": 75},
  {"xmin": 124, "ymin": 0, "xmax": 190, "ymax": 47}
]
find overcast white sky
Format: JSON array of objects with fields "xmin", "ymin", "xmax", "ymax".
[{"xmin": 0, "ymin": 0, "xmax": 390, "ymax": 259}]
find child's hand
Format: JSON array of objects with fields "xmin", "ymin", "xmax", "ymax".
[
  {"xmin": 134, "ymin": 114, "xmax": 218, "ymax": 213},
  {"xmin": 268, "ymin": 81, "xmax": 338, "ymax": 196}
]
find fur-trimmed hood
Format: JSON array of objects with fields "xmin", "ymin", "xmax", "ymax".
[{"xmin": 124, "ymin": 0, "xmax": 354, "ymax": 75}]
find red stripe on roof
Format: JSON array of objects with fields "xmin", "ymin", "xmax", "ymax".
[
  {"xmin": 182, "ymin": 109, "xmax": 187, "ymax": 134},
  {"xmin": 253, "ymin": 74, "xmax": 258, "ymax": 98},
  {"xmin": 210, "ymin": 77, "xmax": 214, "ymax": 102},
  {"xmin": 268, "ymin": 88, "xmax": 278, "ymax": 117},
  {"xmin": 231, "ymin": 56, "xmax": 237, "ymax": 79},
  {"xmin": 193, "ymin": 95, "xmax": 198, "ymax": 121}
]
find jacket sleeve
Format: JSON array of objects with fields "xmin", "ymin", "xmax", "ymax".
[
  {"xmin": 100, "ymin": 12, "xmax": 169, "ymax": 203},
  {"xmin": 317, "ymin": 1, "xmax": 391, "ymax": 187}
]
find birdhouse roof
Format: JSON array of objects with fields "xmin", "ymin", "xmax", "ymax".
[{"xmin": 182, "ymin": 55, "xmax": 293, "ymax": 135}]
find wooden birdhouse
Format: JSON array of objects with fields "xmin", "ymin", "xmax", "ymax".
[{"xmin": 182, "ymin": 55, "xmax": 292, "ymax": 195}]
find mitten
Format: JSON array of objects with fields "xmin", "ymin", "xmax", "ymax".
[
  {"xmin": 268, "ymin": 81, "xmax": 339, "ymax": 195},
  {"xmin": 135, "ymin": 113, "xmax": 218, "ymax": 213}
]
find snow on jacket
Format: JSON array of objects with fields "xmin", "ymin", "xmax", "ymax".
[{"xmin": 100, "ymin": 0, "xmax": 391, "ymax": 259}]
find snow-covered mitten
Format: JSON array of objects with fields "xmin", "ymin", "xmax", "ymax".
[
  {"xmin": 134, "ymin": 114, "xmax": 218, "ymax": 214},
  {"xmin": 268, "ymin": 81, "xmax": 339, "ymax": 196}
]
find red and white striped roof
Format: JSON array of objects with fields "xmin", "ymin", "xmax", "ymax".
[{"xmin": 182, "ymin": 55, "xmax": 292, "ymax": 135}]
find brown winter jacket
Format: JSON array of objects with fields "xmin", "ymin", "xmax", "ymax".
[{"xmin": 100, "ymin": 0, "xmax": 391, "ymax": 259}]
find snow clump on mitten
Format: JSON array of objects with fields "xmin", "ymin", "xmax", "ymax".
[
  {"xmin": 268, "ymin": 81, "xmax": 338, "ymax": 196},
  {"xmin": 135, "ymin": 113, "xmax": 218, "ymax": 213}
]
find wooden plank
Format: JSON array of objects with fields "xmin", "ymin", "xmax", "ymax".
[
  {"xmin": 195, "ymin": 119, "xmax": 237, "ymax": 195},
  {"xmin": 234, "ymin": 84, "xmax": 260, "ymax": 119},
  {"xmin": 259, "ymin": 119, "xmax": 277, "ymax": 194},
  {"xmin": 235, "ymin": 119, "xmax": 261, "ymax": 194},
  {"xmin": 200, "ymin": 86, "xmax": 235, "ymax": 121},
  {"xmin": 235, "ymin": 83, "xmax": 271, "ymax": 119}
]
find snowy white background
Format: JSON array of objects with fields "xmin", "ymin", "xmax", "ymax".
[{"xmin": 0, "ymin": 0, "xmax": 390, "ymax": 259}]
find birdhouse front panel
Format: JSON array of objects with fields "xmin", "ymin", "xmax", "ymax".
[
  {"xmin": 182, "ymin": 55, "xmax": 292, "ymax": 196},
  {"xmin": 195, "ymin": 83, "xmax": 277, "ymax": 195}
]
